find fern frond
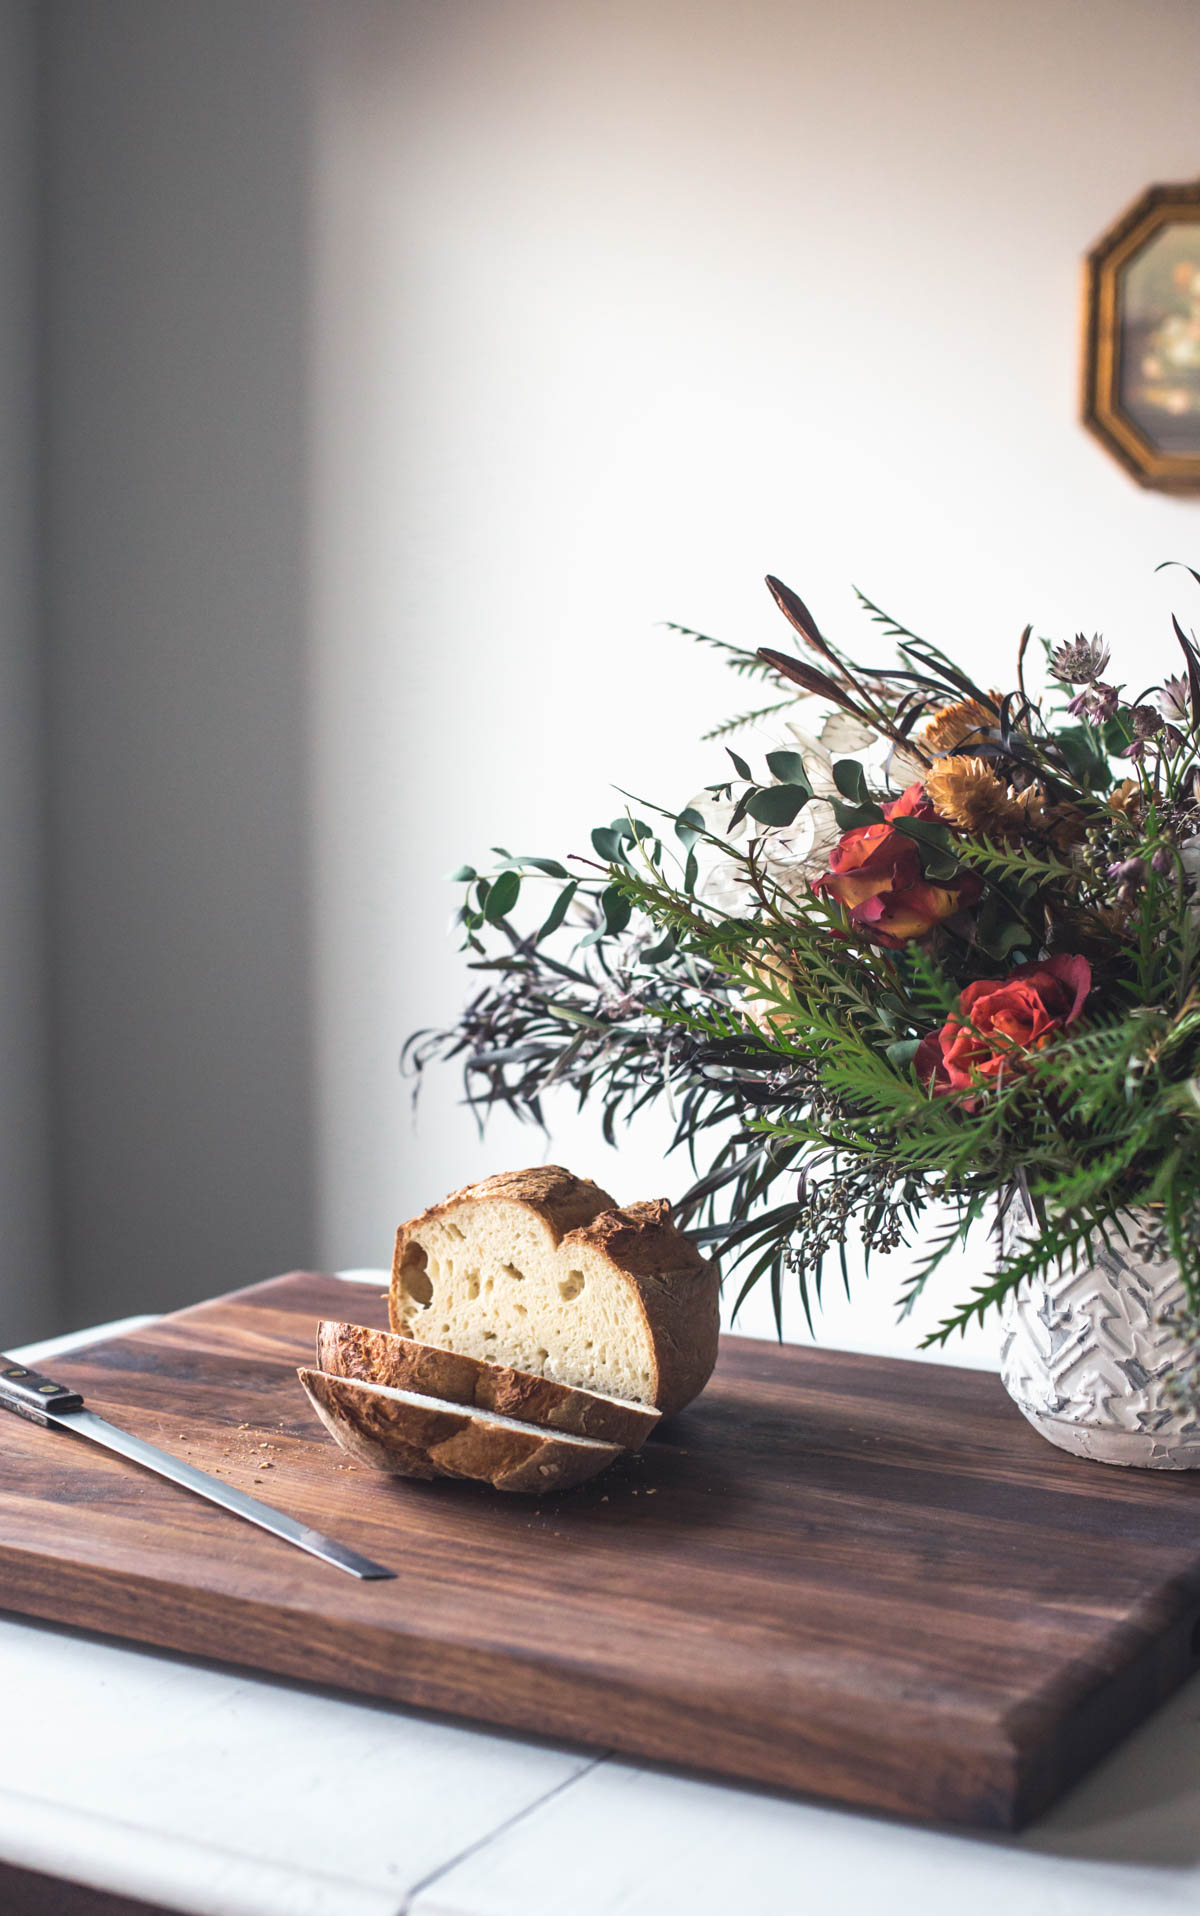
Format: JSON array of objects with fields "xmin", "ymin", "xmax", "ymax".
[
  {"xmin": 661, "ymin": 623, "xmax": 777, "ymax": 680},
  {"xmin": 702, "ymin": 698, "xmax": 795, "ymax": 740}
]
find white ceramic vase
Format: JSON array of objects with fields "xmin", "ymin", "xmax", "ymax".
[{"xmin": 998, "ymin": 1213, "xmax": 1200, "ymax": 1470}]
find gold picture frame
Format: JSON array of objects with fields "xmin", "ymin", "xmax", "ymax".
[{"xmin": 1082, "ymin": 180, "xmax": 1200, "ymax": 492}]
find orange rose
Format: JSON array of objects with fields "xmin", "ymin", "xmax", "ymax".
[
  {"xmin": 813, "ymin": 784, "xmax": 979, "ymax": 948},
  {"xmin": 916, "ymin": 954, "xmax": 1092, "ymax": 1102}
]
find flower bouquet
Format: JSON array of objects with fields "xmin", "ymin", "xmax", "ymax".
[{"xmin": 409, "ymin": 568, "xmax": 1200, "ymax": 1458}]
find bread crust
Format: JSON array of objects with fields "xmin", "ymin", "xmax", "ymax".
[
  {"xmin": 317, "ymin": 1320, "xmax": 660, "ymax": 1450},
  {"xmin": 565, "ymin": 1197, "xmax": 721, "ymax": 1418},
  {"xmin": 298, "ymin": 1367, "xmax": 619, "ymax": 1494},
  {"xmin": 391, "ymin": 1167, "xmax": 720, "ymax": 1418},
  {"xmin": 395, "ymin": 1165, "xmax": 618, "ymax": 1252}
]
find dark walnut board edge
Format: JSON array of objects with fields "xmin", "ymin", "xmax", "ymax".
[{"xmin": 2, "ymin": 1271, "xmax": 1199, "ymax": 1832}]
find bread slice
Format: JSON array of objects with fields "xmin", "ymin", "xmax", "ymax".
[
  {"xmin": 391, "ymin": 1165, "xmax": 720, "ymax": 1418},
  {"xmin": 298, "ymin": 1367, "xmax": 620, "ymax": 1493},
  {"xmin": 316, "ymin": 1320, "xmax": 661, "ymax": 1450}
]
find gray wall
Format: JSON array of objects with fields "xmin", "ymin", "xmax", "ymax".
[
  {"xmin": 0, "ymin": 0, "xmax": 54, "ymax": 1343},
  {"xmin": 40, "ymin": 2, "xmax": 318, "ymax": 1326}
]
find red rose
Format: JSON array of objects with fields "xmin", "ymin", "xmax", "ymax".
[
  {"xmin": 813, "ymin": 783, "xmax": 980, "ymax": 948},
  {"xmin": 916, "ymin": 954, "xmax": 1092, "ymax": 1102}
]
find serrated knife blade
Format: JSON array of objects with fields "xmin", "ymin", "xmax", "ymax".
[{"xmin": 0, "ymin": 1353, "xmax": 394, "ymax": 1580}]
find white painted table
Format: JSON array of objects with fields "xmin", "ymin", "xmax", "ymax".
[{"xmin": 4, "ymin": 1285, "xmax": 1200, "ymax": 1916}]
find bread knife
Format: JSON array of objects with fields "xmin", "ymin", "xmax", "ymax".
[{"xmin": 0, "ymin": 1354, "xmax": 394, "ymax": 1580}]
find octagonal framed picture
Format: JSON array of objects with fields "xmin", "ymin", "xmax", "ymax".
[{"xmin": 1082, "ymin": 180, "xmax": 1200, "ymax": 491}]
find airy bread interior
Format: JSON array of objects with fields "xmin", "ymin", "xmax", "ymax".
[{"xmin": 395, "ymin": 1199, "xmax": 659, "ymax": 1404}]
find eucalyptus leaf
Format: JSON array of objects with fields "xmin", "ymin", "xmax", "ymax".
[
  {"xmin": 832, "ymin": 759, "xmax": 872, "ymax": 806},
  {"xmin": 886, "ymin": 1037, "xmax": 922, "ymax": 1068},
  {"xmin": 615, "ymin": 816, "xmax": 655, "ymax": 844},
  {"xmin": 764, "ymin": 750, "xmax": 812, "ymax": 791},
  {"xmin": 591, "ymin": 826, "xmax": 627, "ymax": 864},
  {"xmin": 640, "ymin": 929, "xmax": 678, "ymax": 964},
  {"xmin": 535, "ymin": 879, "xmax": 577, "ymax": 942},
  {"xmin": 517, "ymin": 856, "xmax": 569, "ymax": 878},
  {"xmin": 975, "ymin": 889, "xmax": 1030, "ymax": 960},
  {"xmin": 728, "ymin": 788, "xmax": 754, "ymax": 831},
  {"xmin": 900, "ymin": 816, "xmax": 954, "ymax": 851},
  {"xmin": 600, "ymin": 884, "xmax": 632, "ymax": 936},
  {"xmin": 675, "ymin": 806, "xmax": 706, "ymax": 851},
  {"xmin": 745, "ymin": 785, "xmax": 809, "ymax": 827},
  {"xmin": 483, "ymin": 868, "xmax": 520, "ymax": 923},
  {"xmin": 726, "ymin": 747, "xmax": 752, "ymax": 781},
  {"xmin": 831, "ymin": 798, "xmax": 884, "ymax": 831},
  {"xmin": 448, "ymin": 864, "xmax": 477, "ymax": 883}
]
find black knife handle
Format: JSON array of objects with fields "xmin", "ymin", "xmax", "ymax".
[{"xmin": 0, "ymin": 1356, "xmax": 84, "ymax": 1427}]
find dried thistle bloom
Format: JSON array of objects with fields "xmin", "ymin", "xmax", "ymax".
[
  {"xmin": 924, "ymin": 756, "xmax": 1083, "ymax": 846},
  {"xmin": 924, "ymin": 756, "xmax": 1010, "ymax": 832},
  {"xmin": 1050, "ymin": 633, "xmax": 1110, "ymax": 685},
  {"xmin": 919, "ymin": 696, "xmax": 998, "ymax": 757}
]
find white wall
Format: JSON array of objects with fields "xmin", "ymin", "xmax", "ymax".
[
  {"xmin": 308, "ymin": 0, "xmax": 1200, "ymax": 1364},
  {"xmin": 0, "ymin": 0, "xmax": 54, "ymax": 1343}
]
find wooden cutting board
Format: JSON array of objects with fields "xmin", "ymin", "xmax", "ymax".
[{"xmin": 2, "ymin": 1271, "xmax": 1199, "ymax": 1832}]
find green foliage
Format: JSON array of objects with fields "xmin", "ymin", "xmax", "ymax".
[{"xmin": 415, "ymin": 578, "xmax": 1200, "ymax": 1366}]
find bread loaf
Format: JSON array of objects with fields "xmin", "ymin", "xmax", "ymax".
[
  {"xmin": 317, "ymin": 1320, "xmax": 660, "ymax": 1449},
  {"xmin": 297, "ymin": 1367, "xmax": 620, "ymax": 1493},
  {"xmin": 391, "ymin": 1166, "xmax": 719, "ymax": 1417}
]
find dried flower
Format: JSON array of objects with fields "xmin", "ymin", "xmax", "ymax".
[
  {"xmin": 1125, "ymin": 704, "xmax": 1164, "ymax": 761},
  {"xmin": 1067, "ymin": 683, "xmax": 1119, "ymax": 723},
  {"xmin": 1050, "ymin": 634, "xmax": 1111, "ymax": 685},
  {"xmin": 1109, "ymin": 778, "xmax": 1141, "ymax": 818},
  {"xmin": 919, "ymin": 696, "xmax": 998, "ymax": 757},
  {"xmin": 1158, "ymin": 673, "xmax": 1191, "ymax": 724},
  {"xmin": 924, "ymin": 755, "xmax": 1083, "ymax": 847},
  {"xmin": 925, "ymin": 756, "xmax": 1014, "ymax": 833}
]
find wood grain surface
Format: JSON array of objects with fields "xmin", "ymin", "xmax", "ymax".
[{"xmin": 1, "ymin": 1272, "xmax": 1199, "ymax": 1831}]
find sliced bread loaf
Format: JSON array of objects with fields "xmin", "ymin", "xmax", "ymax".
[
  {"xmin": 297, "ymin": 1367, "xmax": 620, "ymax": 1493},
  {"xmin": 390, "ymin": 1165, "xmax": 720, "ymax": 1417},
  {"xmin": 316, "ymin": 1320, "xmax": 661, "ymax": 1450}
]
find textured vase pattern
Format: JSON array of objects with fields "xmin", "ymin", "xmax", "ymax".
[{"xmin": 999, "ymin": 1225, "xmax": 1200, "ymax": 1469}]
